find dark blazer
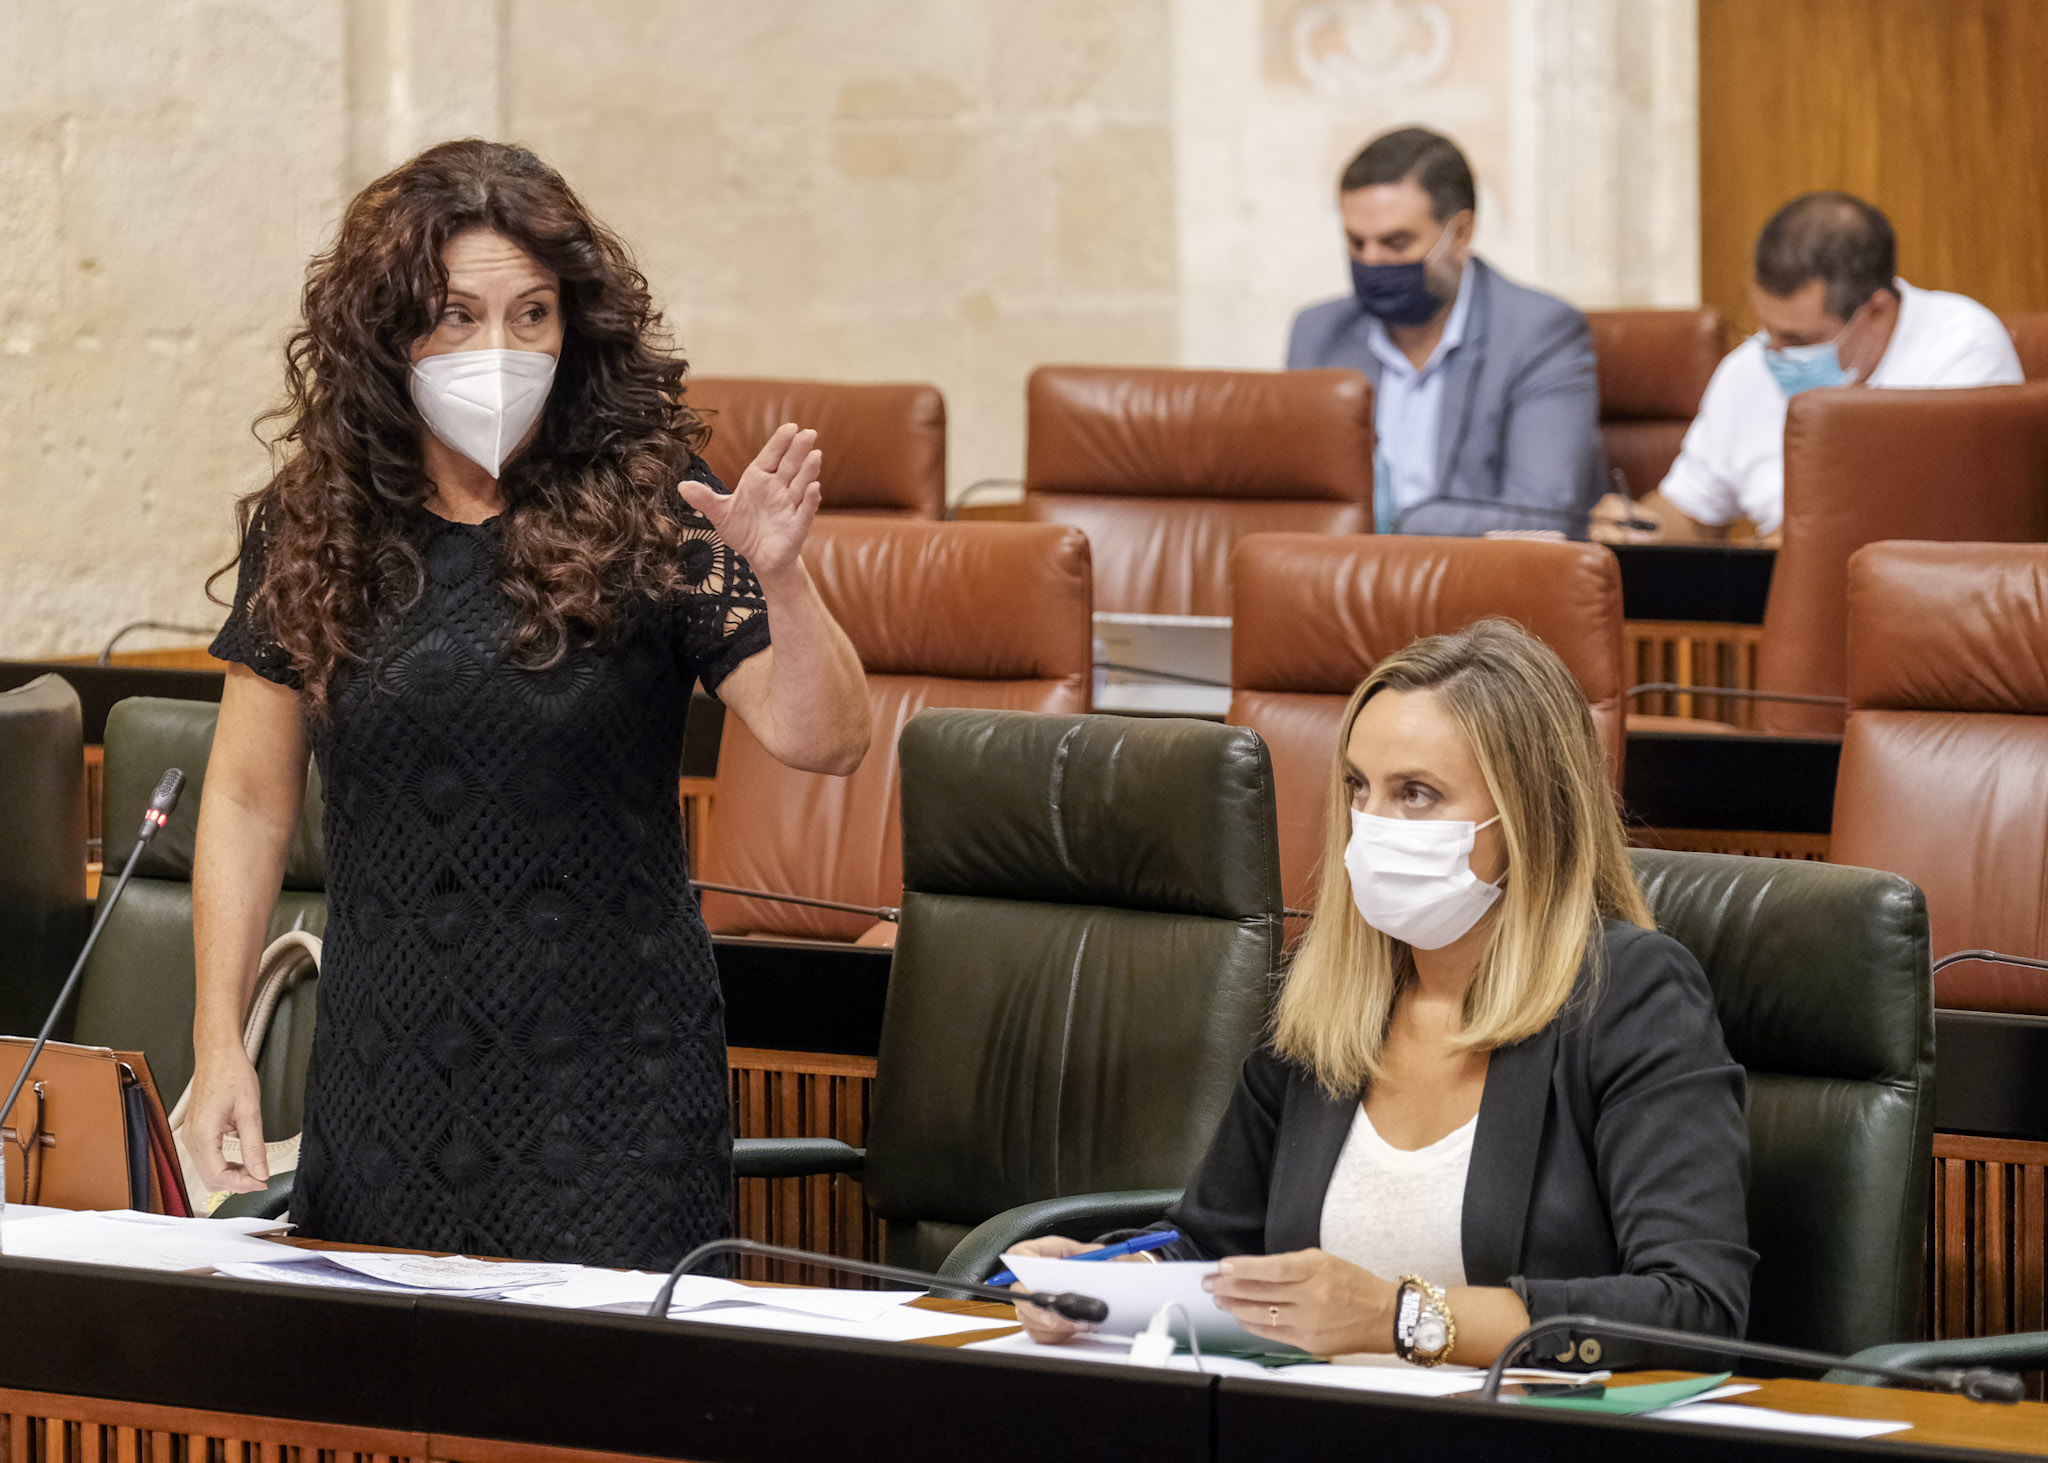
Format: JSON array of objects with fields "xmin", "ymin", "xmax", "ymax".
[
  {"xmin": 1286, "ymin": 258, "xmax": 1605, "ymax": 538},
  {"xmin": 1154, "ymin": 920, "xmax": 1755, "ymax": 1367}
]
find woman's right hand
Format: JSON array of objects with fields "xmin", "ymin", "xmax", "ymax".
[
  {"xmin": 1007, "ymin": 1235, "xmax": 1105, "ymax": 1344},
  {"xmin": 184, "ymin": 1051, "xmax": 271, "ymax": 1195}
]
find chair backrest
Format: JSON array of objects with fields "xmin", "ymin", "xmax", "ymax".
[
  {"xmin": 863, "ymin": 708, "xmax": 1284, "ymax": 1270},
  {"xmin": 1631, "ymin": 849, "xmax": 1933, "ymax": 1357},
  {"xmin": 1228, "ymin": 534, "xmax": 1626, "ymax": 914},
  {"xmin": 0, "ymin": 675, "xmax": 90, "ymax": 1040},
  {"xmin": 2001, "ymin": 313, "xmax": 2048, "ymax": 382},
  {"xmin": 698, "ymin": 520, "xmax": 1093, "ymax": 940},
  {"xmin": 1831, "ymin": 541, "xmax": 2048, "ymax": 1014},
  {"xmin": 1758, "ymin": 383, "xmax": 2048, "ymax": 735},
  {"xmin": 1021, "ymin": 365, "xmax": 1375, "ymax": 616},
  {"xmin": 686, "ymin": 377, "xmax": 946, "ymax": 519},
  {"xmin": 1587, "ymin": 308, "xmax": 1726, "ymax": 498},
  {"xmin": 70, "ymin": 699, "xmax": 326, "ymax": 1105}
]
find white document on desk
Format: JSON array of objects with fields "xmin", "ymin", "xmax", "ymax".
[
  {"xmin": 967, "ymin": 1331, "xmax": 1621, "ymax": 1400},
  {"xmin": 1000, "ymin": 1254, "xmax": 1270, "ymax": 1349},
  {"xmin": 673, "ymin": 1303, "xmax": 1016, "ymax": 1343},
  {"xmin": 214, "ymin": 1257, "xmax": 452, "ymax": 1295},
  {"xmin": 1653, "ymin": 1401, "xmax": 1911, "ymax": 1439},
  {"xmin": 501, "ymin": 1272, "xmax": 925, "ymax": 1324},
  {"xmin": 0, "ymin": 1213, "xmax": 306, "ymax": 1272},
  {"xmin": 314, "ymin": 1252, "xmax": 583, "ymax": 1293}
]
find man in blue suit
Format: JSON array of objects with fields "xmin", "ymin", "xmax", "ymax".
[{"xmin": 1287, "ymin": 128, "xmax": 1603, "ymax": 538}]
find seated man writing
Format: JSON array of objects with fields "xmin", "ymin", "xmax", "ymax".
[
  {"xmin": 1594, "ymin": 191, "xmax": 2022, "ymax": 547},
  {"xmin": 1288, "ymin": 128, "xmax": 1604, "ymax": 539}
]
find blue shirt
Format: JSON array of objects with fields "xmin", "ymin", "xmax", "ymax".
[{"xmin": 1365, "ymin": 259, "xmax": 1475, "ymax": 533}]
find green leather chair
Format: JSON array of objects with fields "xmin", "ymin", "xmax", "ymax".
[
  {"xmin": 1632, "ymin": 849, "xmax": 1934, "ymax": 1359},
  {"xmin": 955, "ymin": 848, "xmax": 1935, "ymax": 1356},
  {"xmin": 71, "ymin": 697, "xmax": 325, "ymax": 1156},
  {"xmin": 0, "ymin": 675, "xmax": 92, "ymax": 1041},
  {"xmin": 736, "ymin": 706, "xmax": 1286, "ymax": 1276}
]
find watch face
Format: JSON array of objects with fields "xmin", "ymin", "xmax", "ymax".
[{"xmin": 1415, "ymin": 1313, "xmax": 1449, "ymax": 1352}]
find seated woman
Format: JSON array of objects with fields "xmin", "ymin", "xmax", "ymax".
[{"xmin": 1011, "ymin": 619, "xmax": 1754, "ymax": 1366}]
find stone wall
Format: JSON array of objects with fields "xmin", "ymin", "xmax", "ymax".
[{"xmin": 0, "ymin": 0, "xmax": 1694, "ymax": 657}]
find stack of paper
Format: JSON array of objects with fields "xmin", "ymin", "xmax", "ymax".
[
  {"xmin": 0, "ymin": 1210, "xmax": 306, "ymax": 1273},
  {"xmin": 1, "ymin": 1207, "xmax": 1013, "ymax": 1345}
]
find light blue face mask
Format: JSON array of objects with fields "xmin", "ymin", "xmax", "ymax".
[{"xmin": 1759, "ymin": 335, "xmax": 1855, "ymax": 397}]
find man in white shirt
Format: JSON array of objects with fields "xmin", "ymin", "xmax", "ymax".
[{"xmin": 1592, "ymin": 192, "xmax": 2022, "ymax": 545}]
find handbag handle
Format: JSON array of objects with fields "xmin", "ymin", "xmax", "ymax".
[{"xmin": 2, "ymin": 1082, "xmax": 49, "ymax": 1205}]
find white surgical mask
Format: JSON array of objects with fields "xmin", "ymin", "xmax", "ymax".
[
  {"xmin": 410, "ymin": 348, "xmax": 558, "ymax": 479},
  {"xmin": 1343, "ymin": 809, "xmax": 1504, "ymax": 951}
]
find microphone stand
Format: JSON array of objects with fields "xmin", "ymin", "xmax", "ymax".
[
  {"xmin": 1477, "ymin": 1314, "xmax": 2024, "ymax": 1405},
  {"xmin": 648, "ymin": 1237, "xmax": 1109, "ymax": 1325},
  {"xmin": 1, "ymin": 769, "xmax": 184, "ymax": 1252}
]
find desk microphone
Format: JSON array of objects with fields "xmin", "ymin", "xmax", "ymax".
[
  {"xmin": 650, "ymin": 1237, "xmax": 1109, "ymax": 1325},
  {"xmin": 1, "ymin": 769, "xmax": 185, "ymax": 1240},
  {"xmin": 1478, "ymin": 1313, "xmax": 2023, "ymax": 1405}
]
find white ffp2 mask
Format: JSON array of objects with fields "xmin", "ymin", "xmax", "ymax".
[
  {"xmin": 409, "ymin": 348, "xmax": 558, "ymax": 479},
  {"xmin": 1343, "ymin": 809, "xmax": 1504, "ymax": 951}
]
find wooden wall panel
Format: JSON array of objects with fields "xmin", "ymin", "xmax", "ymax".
[{"xmin": 1700, "ymin": 0, "xmax": 2048, "ymax": 330}]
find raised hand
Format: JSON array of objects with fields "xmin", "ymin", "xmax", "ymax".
[{"xmin": 677, "ymin": 422, "xmax": 822, "ymax": 579}]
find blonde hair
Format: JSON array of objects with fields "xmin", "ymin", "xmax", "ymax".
[{"xmin": 1273, "ymin": 618, "xmax": 1652, "ymax": 1097}]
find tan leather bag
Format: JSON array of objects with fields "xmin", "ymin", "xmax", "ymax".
[
  {"xmin": 169, "ymin": 930, "xmax": 318, "ymax": 1213},
  {"xmin": 1, "ymin": 1040, "xmax": 180, "ymax": 1213}
]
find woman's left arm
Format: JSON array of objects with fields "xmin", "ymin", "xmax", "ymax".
[
  {"xmin": 681, "ymin": 423, "xmax": 870, "ymax": 776},
  {"xmin": 1515, "ymin": 929, "xmax": 1757, "ymax": 1340}
]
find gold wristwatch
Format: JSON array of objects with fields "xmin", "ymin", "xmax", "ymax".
[{"xmin": 1393, "ymin": 1275, "xmax": 1456, "ymax": 1366}]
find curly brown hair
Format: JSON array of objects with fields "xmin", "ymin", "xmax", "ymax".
[{"xmin": 214, "ymin": 138, "xmax": 710, "ymax": 713}]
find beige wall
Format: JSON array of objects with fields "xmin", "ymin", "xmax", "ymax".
[{"xmin": 0, "ymin": 0, "xmax": 1693, "ymax": 657}]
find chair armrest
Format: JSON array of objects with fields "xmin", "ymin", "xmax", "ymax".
[
  {"xmin": 1822, "ymin": 1332, "xmax": 2048, "ymax": 1386},
  {"xmin": 731, "ymin": 1137, "xmax": 865, "ymax": 1179},
  {"xmin": 938, "ymin": 1189, "xmax": 1182, "ymax": 1282},
  {"xmin": 209, "ymin": 1168, "xmax": 295, "ymax": 1222}
]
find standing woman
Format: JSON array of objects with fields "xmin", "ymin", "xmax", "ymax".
[{"xmin": 184, "ymin": 141, "xmax": 868, "ymax": 1269}]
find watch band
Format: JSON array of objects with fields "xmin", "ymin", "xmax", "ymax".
[{"xmin": 1392, "ymin": 1275, "xmax": 1456, "ymax": 1367}]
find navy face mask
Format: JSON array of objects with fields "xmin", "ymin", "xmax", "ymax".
[{"xmin": 1351, "ymin": 219, "xmax": 1459, "ymax": 327}]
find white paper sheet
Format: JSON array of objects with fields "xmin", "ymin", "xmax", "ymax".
[
  {"xmin": 500, "ymin": 1271, "xmax": 923, "ymax": 1323},
  {"xmin": 671, "ymin": 1302, "xmax": 1017, "ymax": 1343},
  {"xmin": 964, "ymin": 1331, "xmax": 1285, "ymax": 1379},
  {"xmin": 213, "ymin": 1258, "xmax": 448, "ymax": 1295},
  {"xmin": 315, "ymin": 1252, "xmax": 584, "ymax": 1293},
  {"xmin": 1000, "ymin": 1253, "xmax": 1269, "ymax": 1349},
  {"xmin": 1654, "ymin": 1401, "xmax": 1911, "ymax": 1439},
  {"xmin": 90, "ymin": 1208, "xmax": 294, "ymax": 1237},
  {"xmin": 0, "ymin": 1213, "xmax": 307, "ymax": 1272},
  {"xmin": 966, "ymin": 1329, "xmax": 1626, "ymax": 1399}
]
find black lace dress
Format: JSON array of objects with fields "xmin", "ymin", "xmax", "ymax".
[{"xmin": 211, "ymin": 481, "xmax": 768, "ymax": 1270}]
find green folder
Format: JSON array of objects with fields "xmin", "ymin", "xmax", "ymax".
[{"xmin": 1520, "ymin": 1372, "xmax": 1733, "ymax": 1414}]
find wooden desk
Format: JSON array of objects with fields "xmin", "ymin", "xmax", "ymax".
[{"xmin": 6, "ymin": 1252, "xmax": 2047, "ymax": 1462}]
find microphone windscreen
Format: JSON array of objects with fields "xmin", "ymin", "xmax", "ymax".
[{"xmin": 150, "ymin": 767, "xmax": 187, "ymax": 816}]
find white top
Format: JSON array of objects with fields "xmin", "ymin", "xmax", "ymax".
[
  {"xmin": 1318, "ymin": 1105, "xmax": 1474, "ymax": 1288},
  {"xmin": 1658, "ymin": 278, "xmax": 2023, "ymax": 535}
]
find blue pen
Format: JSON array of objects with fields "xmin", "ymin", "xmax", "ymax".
[{"xmin": 985, "ymin": 1229, "xmax": 1181, "ymax": 1288}]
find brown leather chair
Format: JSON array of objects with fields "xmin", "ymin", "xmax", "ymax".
[
  {"xmin": 2001, "ymin": 314, "xmax": 2048, "ymax": 382},
  {"xmin": 1587, "ymin": 308, "xmax": 1726, "ymax": 498},
  {"xmin": 1021, "ymin": 365, "xmax": 1375, "ymax": 616},
  {"xmin": 1756, "ymin": 384, "xmax": 2048, "ymax": 736},
  {"xmin": 686, "ymin": 377, "xmax": 946, "ymax": 519},
  {"xmin": 1831, "ymin": 541, "xmax": 2048, "ymax": 1014},
  {"xmin": 1228, "ymin": 533, "xmax": 1626, "ymax": 914},
  {"xmin": 698, "ymin": 518, "xmax": 1092, "ymax": 940}
]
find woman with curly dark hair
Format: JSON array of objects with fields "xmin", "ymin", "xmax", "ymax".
[{"xmin": 183, "ymin": 140, "xmax": 868, "ymax": 1269}]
